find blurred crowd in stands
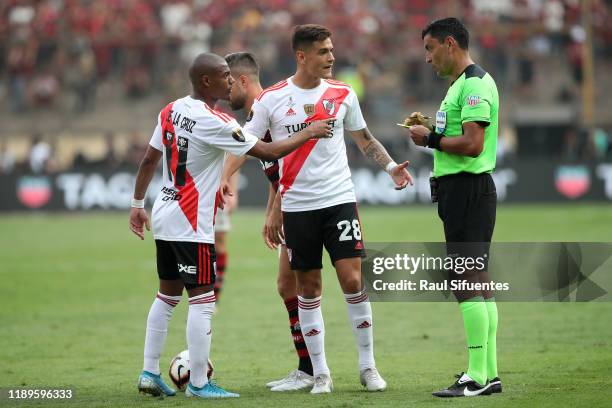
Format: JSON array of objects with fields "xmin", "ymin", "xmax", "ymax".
[
  {"xmin": 2, "ymin": 0, "xmax": 611, "ymax": 112},
  {"xmin": 1, "ymin": 0, "xmax": 611, "ymax": 174}
]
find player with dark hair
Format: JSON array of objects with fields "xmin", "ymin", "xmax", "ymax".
[
  {"xmin": 209, "ymin": 56, "xmax": 264, "ymax": 302},
  {"xmin": 402, "ymin": 17, "xmax": 500, "ymax": 398},
  {"xmin": 129, "ymin": 52, "xmax": 333, "ymax": 399},
  {"xmin": 222, "ymin": 51, "xmax": 315, "ymax": 391},
  {"xmin": 212, "ymin": 54, "xmax": 266, "ymax": 302},
  {"xmin": 241, "ymin": 24, "xmax": 413, "ymax": 394}
]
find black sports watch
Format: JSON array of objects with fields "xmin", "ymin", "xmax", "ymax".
[{"xmin": 425, "ymin": 130, "xmax": 444, "ymax": 151}]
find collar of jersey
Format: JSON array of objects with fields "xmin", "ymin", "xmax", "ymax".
[{"xmin": 288, "ymin": 76, "xmax": 325, "ymax": 93}]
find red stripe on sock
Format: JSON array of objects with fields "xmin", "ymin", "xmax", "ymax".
[
  {"xmin": 189, "ymin": 294, "xmax": 216, "ymax": 301},
  {"xmin": 298, "ymin": 302, "xmax": 320, "ymax": 310},
  {"xmin": 284, "ymin": 297, "xmax": 299, "ymax": 311},
  {"xmin": 347, "ymin": 297, "xmax": 368, "ymax": 304},
  {"xmin": 298, "ymin": 299, "xmax": 320, "ymax": 304},
  {"xmin": 346, "ymin": 293, "xmax": 369, "ymax": 304},
  {"xmin": 189, "ymin": 295, "xmax": 216, "ymax": 305},
  {"xmin": 189, "ymin": 300, "xmax": 215, "ymax": 305},
  {"xmin": 156, "ymin": 294, "xmax": 179, "ymax": 307}
]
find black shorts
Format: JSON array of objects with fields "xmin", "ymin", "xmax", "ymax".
[
  {"xmin": 155, "ymin": 240, "xmax": 216, "ymax": 288},
  {"xmin": 436, "ymin": 172, "xmax": 497, "ymax": 243},
  {"xmin": 283, "ymin": 202, "xmax": 366, "ymax": 271},
  {"xmin": 436, "ymin": 172, "xmax": 496, "ymax": 273}
]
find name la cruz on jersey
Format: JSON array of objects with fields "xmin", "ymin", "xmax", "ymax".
[
  {"xmin": 168, "ymin": 109, "xmax": 196, "ymax": 134},
  {"xmin": 160, "ymin": 109, "xmax": 196, "ymax": 202}
]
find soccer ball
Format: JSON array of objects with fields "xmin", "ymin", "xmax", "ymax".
[{"xmin": 168, "ymin": 350, "xmax": 214, "ymax": 391}]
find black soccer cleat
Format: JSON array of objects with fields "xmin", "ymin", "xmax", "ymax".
[
  {"xmin": 432, "ymin": 373, "xmax": 491, "ymax": 398},
  {"xmin": 489, "ymin": 377, "xmax": 502, "ymax": 393}
]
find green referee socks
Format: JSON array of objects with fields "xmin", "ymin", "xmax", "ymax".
[
  {"xmin": 459, "ymin": 297, "xmax": 488, "ymax": 385},
  {"xmin": 485, "ymin": 298, "xmax": 499, "ymax": 380}
]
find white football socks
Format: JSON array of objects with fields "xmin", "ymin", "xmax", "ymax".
[
  {"xmin": 345, "ymin": 289, "xmax": 376, "ymax": 371},
  {"xmin": 298, "ymin": 296, "xmax": 329, "ymax": 376},
  {"xmin": 187, "ymin": 291, "xmax": 216, "ymax": 388},
  {"xmin": 143, "ymin": 292, "xmax": 181, "ymax": 375}
]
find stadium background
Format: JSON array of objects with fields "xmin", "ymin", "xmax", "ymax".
[{"xmin": 1, "ymin": 1, "xmax": 611, "ymax": 407}]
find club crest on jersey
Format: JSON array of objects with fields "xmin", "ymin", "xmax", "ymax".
[
  {"xmin": 232, "ymin": 128, "xmax": 246, "ymax": 142},
  {"xmin": 165, "ymin": 131, "xmax": 174, "ymax": 142},
  {"xmin": 177, "ymin": 136, "xmax": 188, "ymax": 150},
  {"xmin": 322, "ymin": 98, "xmax": 336, "ymax": 116},
  {"xmin": 246, "ymin": 109, "xmax": 254, "ymax": 122},
  {"xmin": 467, "ymin": 95, "xmax": 481, "ymax": 106},
  {"xmin": 303, "ymin": 104, "xmax": 315, "ymax": 116}
]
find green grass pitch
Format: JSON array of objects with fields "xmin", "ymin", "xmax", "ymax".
[{"xmin": 1, "ymin": 204, "xmax": 611, "ymax": 407}]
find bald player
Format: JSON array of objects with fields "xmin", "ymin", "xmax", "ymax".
[{"xmin": 130, "ymin": 52, "xmax": 333, "ymax": 399}]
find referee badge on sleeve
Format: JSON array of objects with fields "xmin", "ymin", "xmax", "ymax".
[
  {"xmin": 435, "ymin": 110, "xmax": 447, "ymax": 134},
  {"xmin": 467, "ymin": 95, "xmax": 481, "ymax": 106}
]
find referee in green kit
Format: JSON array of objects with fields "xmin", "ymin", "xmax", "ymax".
[{"xmin": 404, "ymin": 18, "xmax": 500, "ymax": 398}]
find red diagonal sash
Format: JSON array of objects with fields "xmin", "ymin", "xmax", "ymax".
[
  {"xmin": 161, "ymin": 103, "xmax": 199, "ymax": 232},
  {"xmin": 280, "ymin": 87, "xmax": 351, "ymax": 196}
]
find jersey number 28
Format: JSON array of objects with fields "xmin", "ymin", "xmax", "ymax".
[{"xmin": 337, "ymin": 219, "xmax": 362, "ymax": 241}]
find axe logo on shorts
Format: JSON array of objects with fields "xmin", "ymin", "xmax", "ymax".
[{"xmin": 178, "ymin": 263, "xmax": 197, "ymax": 274}]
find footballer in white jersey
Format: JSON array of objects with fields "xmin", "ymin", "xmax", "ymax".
[
  {"xmin": 129, "ymin": 52, "xmax": 334, "ymax": 399},
  {"xmin": 244, "ymin": 77, "xmax": 365, "ymax": 212},
  {"xmin": 149, "ymin": 95, "xmax": 258, "ymax": 244},
  {"xmin": 223, "ymin": 52, "xmax": 316, "ymax": 391},
  {"xmin": 241, "ymin": 24, "xmax": 413, "ymax": 394}
]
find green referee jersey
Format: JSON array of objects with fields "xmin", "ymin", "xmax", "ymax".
[{"xmin": 433, "ymin": 64, "xmax": 499, "ymax": 178}]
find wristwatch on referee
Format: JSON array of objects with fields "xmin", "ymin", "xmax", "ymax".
[{"xmin": 424, "ymin": 130, "xmax": 444, "ymax": 151}]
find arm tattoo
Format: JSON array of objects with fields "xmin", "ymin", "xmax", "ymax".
[{"xmin": 363, "ymin": 139, "xmax": 392, "ymax": 169}]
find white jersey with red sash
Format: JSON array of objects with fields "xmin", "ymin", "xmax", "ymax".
[
  {"xmin": 243, "ymin": 77, "xmax": 367, "ymax": 212},
  {"xmin": 149, "ymin": 95, "xmax": 258, "ymax": 243}
]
